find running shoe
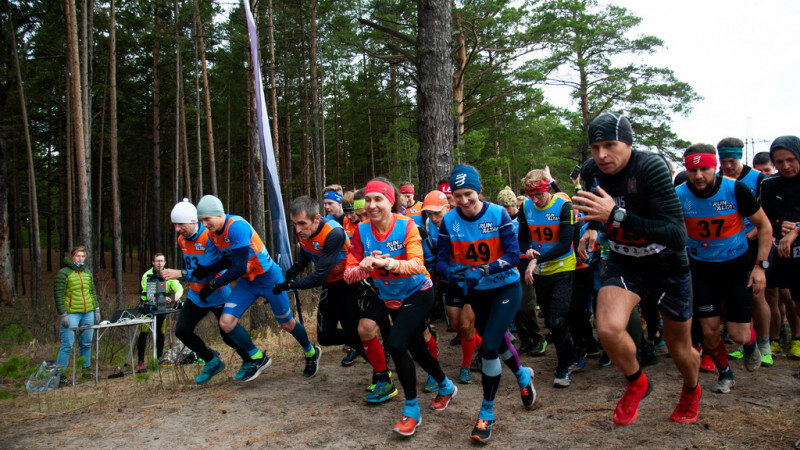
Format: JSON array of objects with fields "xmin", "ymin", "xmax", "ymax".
[
  {"xmin": 450, "ymin": 335, "xmax": 462, "ymax": 346},
  {"xmin": 530, "ymin": 340, "xmax": 547, "ymax": 357},
  {"xmin": 457, "ymin": 366, "xmax": 472, "ymax": 384},
  {"xmin": 727, "ymin": 348, "xmax": 743, "ymax": 360},
  {"xmin": 789, "ymin": 339, "xmax": 800, "ymax": 360},
  {"xmin": 242, "ymin": 354, "xmax": 272, "ymax": 382},
  {"xmin": 135, "ymin": 361, "xmax": 147, "ymax": 374},
  {"xmin": 613, "ymin": 373, "xmax": 652, "ymax": 426},
  {"xmin": 470, "ymin": 418, "xmax": 494, "ymax": 444},
  {"xmin": 392, "ymin": 415, "xmax": 420, "ymax": 437},
  {"xmin": 743, "ymin": 345, "xmax": 761, "ymax": 372},
  {"xmin": 518, "ymin": 367, "xmax": 536, "ymax": 409},
  {"xmin": 639, "ymin": 343, "xmax": 658, "ymax": 367},
  {"xmin": 303, "ymin": 346, "xmax": 322, "ymax": 378},
  {"xmin": 770, "ymin": 340, "xmax": 784, "ymax": 357},
  {"xmin": 761, "ymin": 353, "xmax": 774, "ymax": 367},
  {"xmin": 713, "ymin": 371, "xmax": 734, "ymax": 394},
  {"xmin": 234, "ymin": 361, "xmax": 250, "ymax": 381},
  {"xmin": 364, "ymin": 381, "xmax": 398, "ymax": 403},
  {"xmin": 553, "ymin": 370, "xmax": 571, "ymax": 388},
  {"xmin": 584, "ymin": 340, "xmax": 601, "ymax": 358},
  {"xmin": 430, "ymin": 385, "xmax": 457, "ymax": 411},
  {"xmin": 341, "ymin": 347, "xmax": 358, "ymax": 367},
  {"xmin": 568, "ymin": 358, "xmax": 586, "ymax": 374},
  {"xmin": 424, "ymin": 375, "xmax": 438, "ymax": 393},
  {"xmin": 700, "ymin": 354, "xmax": 716, "ymax": 373},
  {"xmin": 195, "ymin": 355, "xmax": 225, "ymax": 385},
  {"xmin": 470, "ymin": 355, "xmax": 482, "ymax": 372},
  {"xmin": 670, "ymin": 384, "xmax": 701, "ymax": 423},
  {"xmin": 366, "ymin": 370, "xmax": 393, "ymax": 392},
  {"xmin": 599, "ymin": 352, "xmax": 612, "ymax": 367}
]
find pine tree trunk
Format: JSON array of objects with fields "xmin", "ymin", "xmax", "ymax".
[
  {"xmin": 194, "ymin": 0, "xmax": 217, "ymax": 196},
  {"xmin": 309, "ymin": 0, "xmax": 323, "ymax": 199},
  {"xmin": 65, "ymin": 0, "xmax": 94, "ymax": 264},
  {"xmin": 152, "ymin": 5, "xmax": 164, "ymax": 255},
  {"xmin": 194, "ymin": 36, "xmax": 203, "ymax": 200},
  {"xmin": 266, "ymin": 0, "xmax": 280, "ymax": 177},
  {"xmin": 10, "ymin": 18, "xmax": 42, "ymax": 309},
  {"xmin": 416, "ymin": 0, "xmax": 453, "ymax": 193},
  {"xmin": 362, "ymin": 55, "xmax": 375, "ymax": 178},
  {"xmin": 0, "ymin": 87, "xmax": 13, "ymax": 305},
  {"xmin": 95, "ymin": 67, "xmax": 106, "ymax": 270},
  {"xmin": 109, "ymin": 0, "xmax": 124, "ymax": 308}
]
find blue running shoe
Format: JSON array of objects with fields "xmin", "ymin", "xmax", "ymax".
[
  {"xmin": 364, "ymin": 381, "xmax": 398, "ymax": 403},
  {"xmin": 568, "ymin": 358, "xmax": 586, "ymax": 374},
  {"xmin": 554, "ymin": 370, "xmax": 572, "ymax": 388},
  {"xmin": 195, "ymin": 356, "xmax": 225, "ymax": 385},
  {"xmin": 234, "ymin": 361, "xmax": 251, "ymax": 381},
  {"xmin": 424, "ymin": 375, "xmax": 438, "ymax": 393},
  {"xmin": 458, "ymin": 366, "xmax": 472, "ymax": 384}
]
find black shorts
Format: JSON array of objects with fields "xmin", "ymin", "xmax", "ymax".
[
  {"xmin": 601, "ymin": 262, "xmax": 692, "ymax": 322},
  {"xmin": 690, "ymin": 253, "xmax": 753, "ymax": 323},
  {"xmin": 767, "ymin": 254, "xmax": 791, "ymax": 290},
  {"xmin": 445, "ymin": 285, "xmax": 467, "ymax": 308}
]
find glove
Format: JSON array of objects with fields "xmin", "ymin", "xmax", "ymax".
[
  {"xmin": 60, "ymin": 313, "xmax": 70, "ymax": 328},
  {"xmin": 199, "ymin": 285, "xmax": 215, "ymax": 302},
  {"xmin": 285, "ymin": 264, "xmax": 302, "ymax": 280},
  {"xmin": 192, "ymin": 264, "xmax": 213, "ymax": 280},
  {"xmin": 94, "ymin": 308, "xmax": 101, "ymax": 324},
  {"xmin": 273, "ymin": 280, "xmax": 292, "ymax": 295},
  {"xmin": 447, "ymin": 266, "xmax": 467, "ymax": 286},
  {"xmin": 460, "ymin": 266, "xmax": 486, "ymax": 297}
]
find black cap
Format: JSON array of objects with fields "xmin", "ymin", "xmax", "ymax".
[
  {"xmin": 769, "ymin": 135, "xmax": 800, "ymax": 162},
  {"xmin": 588, "ymin": 112, "xmax": 633, "ymax": 145}
]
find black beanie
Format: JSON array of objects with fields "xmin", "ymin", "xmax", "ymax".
[
  {"xmin": 769, "ymin": 135, "xmax": 800, "ymax": 162},
  {"xmin": 588, "ymin": 112, "xmax": 633, "ymax": 145}
]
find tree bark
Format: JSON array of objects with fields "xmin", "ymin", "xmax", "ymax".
[
  {"xmin": 194, "ymin": 35, "xmax": 203, "ymax": 199},
  {"xmin": 152, "ymin": 4, "xmax": 163, "ymax": 255},
  {"xmin": 65, "ymin": 0, "xmax": 93, "ymax": 264},
  {"xmin": 309, "ymin": 0, "xmax": 323, "ymax": 199},
  {"xmin": 416, "ymin": 0, "xmax": 453, "ymax": 193},
  {"xmin": 193, "ymin": 0, "xmax": 217, "ymax": 196},
  {"xmin": 109, "ymin": 0, "xmax": 124, "ymax": 307},
  {"xmin": 362, "ymin": 55, "xmax": 375, "ymax": 178},
  {"xmin": 0, "ymin": 83, "xmax": 13, "ymax": 304},
  {"xmin": 9, "ymin": 15, "xmax": 42, "ymax": 309}
]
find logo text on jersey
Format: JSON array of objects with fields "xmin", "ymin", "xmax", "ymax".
[
  {"xmin": 478, "ymin": 222, "xmax": 498, "ymax": 233},
  {"xmin": 712, "ymin": 200, "xmax": 735, "ymax": 211},
  {"xmin": 385, "ymin": 240, "xmax": 404, "ymax": 252}
]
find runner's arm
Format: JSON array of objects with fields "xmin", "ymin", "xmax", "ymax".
[
  {"xmin": 486, "ymin": 208, "xmax": 520, "ymax": 273},
  {"xmin": 537, "ymin": 202, "xmax": 575, "ymax": 264},
  {"xmin": 434, "ymin": 223, "xmax": 453, "ymax": 277},
  {"xmin": 343, "ymin": 228, "xmax": 369, "ymax": 284},
  {"xmin": 207, "ymin": 247, "xmax": 249, "ymax": 288}
]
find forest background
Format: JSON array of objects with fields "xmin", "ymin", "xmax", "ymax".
[{"xmin": 0, "ymin": 0, "xmax": 699, "ymax": 313}]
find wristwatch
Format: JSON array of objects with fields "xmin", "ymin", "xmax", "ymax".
[
  {"xmin": 754, "ymin": 260, "xmax": 769, "ymax": 270},
  {"xmin": 611, "ymin": 206, "xmax": 627, "ymax": 228},
  {"xmin": 181, "ymin": 269, "xmax": 188, "ymax": 279}
]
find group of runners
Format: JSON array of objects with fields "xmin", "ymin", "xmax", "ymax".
[{"xmin": 139, "ymin": 112, "xmax": 800, "ymax": 443}]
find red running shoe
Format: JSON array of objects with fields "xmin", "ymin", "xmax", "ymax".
[
  {"xmin": 670, "ymin": 384, "xmax": 701, "ymax": 423},
  {"xmin": 612, "ymin": 373, "xmax": 652, "ymax": 426},
  {"xmin": 699, "ymin": 354, "xmax": 716, "ymax": 373},
  {"xmin": 392, "ymin": 415, "xmax": 420, "ymax": 437},
  {"xmin": 429, "ymin": 385, "xmax": 457, "ymax": 411}
]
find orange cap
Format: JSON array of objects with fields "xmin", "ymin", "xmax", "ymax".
[{"xmin": 422, "ymin": 190, "xmax": 448, "ymax": 212}]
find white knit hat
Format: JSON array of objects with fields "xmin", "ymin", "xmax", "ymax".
[{"xmin": 170, "ymin": 198, "xmax": 198, "ymax": 224}]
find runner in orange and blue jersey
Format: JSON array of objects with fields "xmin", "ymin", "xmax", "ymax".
[
  {"xmin": 341, "ymin": 189, "xmax": 360, "ymax": 239},
  {"xmin": 276, "ymin": 195, "xmax": 364, "ymax": 368},
  {"xmin": 399, "ymin": 181, "xmax": 426, "ymax": 228},
  {"xmin": 344, "ymin": 177, "xmax": 456, "ymax": 438},
  {"xmin": 162, "ymin": 199, "xmax": 252, "ymax": 385},
  {"xmin": 436, "ymin": 165, "xmax": 534, "ymax": 444},
  {"xmin": 190, "ymin": 195, "xmax": 321, "ymax": 381},
  {"xmin": 675, "ymin": 144, "xmax": 772, "ymax": 394}
]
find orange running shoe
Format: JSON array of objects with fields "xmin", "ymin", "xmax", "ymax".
[
  {"xmin": 612, "ymin": 373, "xmax": 652, "ymax": 426},
  {"xmin": 470, "ymin": 418, "xmax": 494, "ymax": 443},
  {"xmin": 392, "ymin": 415, "xmax": 420, "ymax": 437},
  {"xmin": 429, "ymin": 385, "xmax": 457, "ymax": 411},
  {"xmin": 670, "ymin": 384, "xmax": 701, "ymax": 423},
  {"xmin": 699, "ymin": 354, "xmax": 716, "ymax": 373}
]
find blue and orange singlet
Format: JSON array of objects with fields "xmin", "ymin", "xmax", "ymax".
[
  {"xmin": 298, "ymin": 219, "xmax": 350, "ymax": 282},
  {"xmin": 207, "ymin": 215, "xmax": 274, "ymax": 281}
]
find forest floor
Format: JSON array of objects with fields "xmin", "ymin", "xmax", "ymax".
[{"xmin": 2, "ymin": 316, "xmax": 800, "ymax": 448}]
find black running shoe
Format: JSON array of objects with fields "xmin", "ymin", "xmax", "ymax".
[
  {"xmin": 341, "ymin": 347, "xmax": 358, "ymax": 367},
  {"xmin": 303, "ymin": 346, "xmax": 322, "ymax": 378},
  {"xmin": 599, "ymin": 352, "xmax": 612, "ymax": 367},
  {"xmin": 470, "ymin": 418, "xmax": 494, "ymax": 443},
  {"xmin": 242, "ymin": 354, "xmax": 273, "ymax": 382}
]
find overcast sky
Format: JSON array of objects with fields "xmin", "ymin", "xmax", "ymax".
[{"xmin": 545, "ymin": 0, "xmax": 800, "ymax": 161}]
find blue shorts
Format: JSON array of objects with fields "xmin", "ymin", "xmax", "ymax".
[{"xmin": 223, "ymin": 264, "xmax": 293, "ymax": 324}]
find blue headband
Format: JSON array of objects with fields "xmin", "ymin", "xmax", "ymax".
[
  {"xmin": 717, "ymin": 146, "xmax": 743, "ymax": 160},
  {"xmin": 449, "ymin": 165, "xmax": 482, "ymax": 193},
  {"xmin": 323, "ymin": 191, "xmax": 343, "ymax": 203}
]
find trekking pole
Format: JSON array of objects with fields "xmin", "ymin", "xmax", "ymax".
[{"xmin": 291, "ymin": 289, "xmax": 304, "ymax": 324}]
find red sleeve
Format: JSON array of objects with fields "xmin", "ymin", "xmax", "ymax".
[{"xmin": 344, "ymin": 226, "xmax": 368, "ymax": 283}]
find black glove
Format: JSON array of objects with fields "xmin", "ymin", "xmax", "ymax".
[
  {"xmin": 285, "ymin": 264, "xmax": 302, "ymax": 280},
  {"xmin": 199, "ymin": 285, "xmax": 215, "ymax": 302},
  {"xmin": 273, "ymin": 280, "xmax": 292, "ymax": 295},
  {"xmin": 192, "ymin": 264, "xmax": 213, "ymax": 280}
]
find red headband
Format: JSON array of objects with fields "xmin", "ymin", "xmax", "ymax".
[
  {"xmin": 525, "ymin": 180, "xmax": 551, "ymax": 195},
  {"xmin": 399, "ymin": 186, "xmax": 414, "ymax": 195},
  {"xmin": 437, "ymin": 182, "xmax": 451, "ymax": 194},
  {"xmin": 684, "ymin": 153, "xmax": 717, "ymax": 170},
  {"xmin": 365, "ymin": 180, "xmax": 396, "ymax": 205}
]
